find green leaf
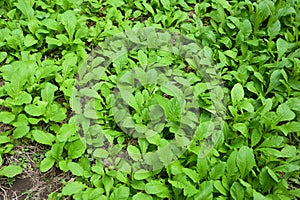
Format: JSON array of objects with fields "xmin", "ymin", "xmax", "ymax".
[
  {"xmin": 132, "ymin": 193, "xmax": 153, "ymax": 200},
  {"xmin": 24, "ymin": 34, "xmax": 37, "ymax": 47},
  {"xmin": 266, "ymin": 167, "xmax": 279, "ymax": 182},
  {"xmin": 286, "ymin": 98, "xmax": 300, "ymax": 111},
  {"xmin": 0, "ymin": 111, "xmax": 15, "ymax": 124},
  {"xmin": 25, "ymin": 101, "xmax": 47, "ymax": 116},
  {"xmin": 103, "ymin": 175, "xmax": 114, "ymax": 195},
  {"xmin": 145, "ymin": 181, "xmax": 170, "ymax": 198},
  {"xmin": 0, "ymin": 52, "xmax": 7, "ymax": 62},
  {"xmin": 8, "ymin": 91, "xmax": 32, "ymax": 105},
  {"xmin": 278, "ymin": 122, "xmax": 300, "ymax": 136},
  {"xmin": 236, "ymin": 146, "xmax": 256, "ymax": 178},
  {"xmin": 230, "ymin": 182, "xmax": 244, "ymax": 200},
  {"xmin": 68, "ymin": 162, "xmax": 84, "ymax": 176},
  {"xmin": 231, "ymin": 83, "xmax": 244, "ymax": 105},
  {"xmin": 134, "ymin": 169, "xmax": 151, "ymax": 180},
  {"xmin": 0, "ymin": 165, "xmax": 23, "ymax": 178},
  {"xmin": 14, "ymin": 0, "xmax": 34, "ymax": 19},
  {"xmin": 62, "ymin": 181, "xmax": 87, "ymax": 196},
  {"xmin": 275, "ymin": 103, "xmax": 295, "ymax": 123},
  {"xmin": 0, "ymin": 136, "xmax": 10, "ymax": 144},
  {"xmin": 32, "ymin": 130, "xmax": 55, "ymax": 146},
  {"xmin": 47, "ymin": 104, "xmax": 66, "ymax": 122},
  {"xmin": 110, "ymin": 185, "xmax": 130, "ymax": 200},
  {"xmin": 68, "ymin": 140, "xmax": 86, "ymax": 159},
  {"xmin": 183, "ymin": 168, "xmax": 200, "ymax": 183},
  {"xmin": 127, "ymin": 145, "xmax": 141, "ymax": 161},
  {"xmin": 259, "ymin": 136, "xmax": 284, "ymax": 148},
  {"xmin": 267, "ymin": 70, "xmax": 282, "ymax": 94},
  {"xmin": 57, "ymin": 124, "xmax": 76, "ymax": 142},
  {"xmin": 41, "ymin": 82, "xmax": 58, "ymax": 102},
  {"xmin": 195, "ymin": 181, "xmax": 213, "ymax": 199},
  {"xmin": 42, "ymin": 19, "xmax": 61, "ymax": 31},
  {"xmin": 276, "ymin": 38, "xmax": 289, "ymax": 60},
  {"xmin": 209, "ymin": 162, "xmax": 226, "ymax": 180},
  {"xmin": 93, "ymin": 148, "xmax": 109, "ymax": 159},
  {"xmin": 214, "ymin": 180, "xmax": 227, "ymax": 196},
  {"xmin": 138, "ymin": 50, "xmax": 147, "ymax": 68},
  {"xmin": 61, "ymin": 10, "xmax": 77, "ymax": 39},
  {"xmin": 160, "ymin": 0, "xmax": 171, "ymax": 10},
  {"xmin": 233, "ymin": 123, "xmax": 248, "ymax": 137},
  {"xmin": 267, "ymin": 20, "xmax": 281, "ymax": 38},
  {"xmin": 13, "ymin": 125, "xmax": 30, "ymax": 138},
  {"xmin": 46, "ymin": 37, "xmax": 63, "ymax": 46},
  {"xmin": 40, "ymin": 157, "xmax": 55, "ymax": 172}
]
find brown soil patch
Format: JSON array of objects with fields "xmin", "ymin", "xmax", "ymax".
[{"xmin": 0, "ymin": 141, "xmax": 72, "ymax": 200}]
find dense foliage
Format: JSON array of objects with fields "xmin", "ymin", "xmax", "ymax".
[{"xmin": 0, "ymin": 0, "xmax": 299, "ymax": 199}]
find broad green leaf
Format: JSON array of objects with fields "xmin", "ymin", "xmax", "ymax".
[
  {"xmin": 42, "ymin": 19, "xmax": 61, "ymax": 31},
  {"xmin": 127, "ymin": 145, "xmax": 141, "ymax": 161},
  {"xmin": 62, "ymin": 181, "xmax": 87, "ymax": 196},
  {"xmin": 134, "ymin": 169, "xmax": 151, "ymax": 180},
  {"xmin": 61, "ymin": 10, "xmax": 77, "ymax": 39},
  {"xmin": 68, "ymin": 162, "xmax": 84, "ymax": 176},
  {"xmin": 145, "ymin": 181, "xmax": 170, "ymax": 198},
  {"xmin": 278, "ymin": 122, "xmax": 300, "ymax": 136},
  {"xmin": 230, "ymin": 182, "xmax": 244, "ymax": 200},
  {"xmin": 46, "ymin": 37, "xmax": 62, "ymax": 46},
  {"xmin": 183, "ymin": 168, "xmax": 200, "ymax": 183},
  {"xmin": 132, "ymin": 193, "xmax": 153, "ymax": 200},
  {"xmin": 14, "ymin": 0, "xmax": 34, "ymax": 19},
  {"xmin": 105, "ymin": 0, "xmax": 124, "ymax": 7},
  {"xmin": 160, "ymin": 0, "xmax": 171, "ymax": 10},
  {"xmin": 214, "ymin": 181, "xmax": 227, "ymax": 196},
  {"xmin": 93, "ymin": 148, "xmax": 109, "ymax": 159},
  {"xmin": 0, "ymin": 136, "xmax": 10, "ymax": 144},
  {"xmin": 138, "ymin": 50, "xmax": 147, "ymax": 68},
  {"xmin": 0, "ymin": 111, "xmax": 15, "ymax": 124},
  {"xmin": 32, "ymin": 130, "xmax": 55, "ymax": 146},
  {"xmin": 276, "ymin": 38, "xmax": 289, "ymax": 60},
  {"xmin": 57, "ymin": 124, "xmax": 76, "ymax": 142},
  {"xmin": 251, "ymin": 128, "xmax": 263, "ymax": 147},
  {"xmin": 24, "ymin": 34, "xmax": 37, "ymax": 47},
  {"xmin": 275, "ymin": 103, "xmax": 295, "ymax": 123},
  {"xmin": 7, "ymin": 91, "xmax": 32, "ymax": 105},
  {"xmin": 41, "ymin": 82, "xmax": 57, "ymax": 102},
  {"xmin": 226, "ymin": 151, "xmax": 239, "ymax": 179},
  {"xmin": 259, "ymin": 136, "xmax": 284, "ymax": 148},
  {"xmin": 267, "ymin": 20, "xmax": 281, "ymax": 38},
  {"xmin": 110, "ymin": 185, "xmax": 130, "ymax": 200},
  {"xmin": 25, "ymin": 101, "xmax": 47, "ymax": 116},
  {"xmin": 286, "ymin": 98, "xmax": 300, "ymax": 111},
  {"xmin": 236, "ymin": 146, "xmax": 256, "ymax": 178},
  {"xmin": 231, "ymin": 83, "xmax": 244, "ymax": 105},
  {"xmin": 209, "ymin": 162, "xmax": 226, "ymax": 180},
  {"xmin": 0, "ymin": 165, "xmax": 23, "ymax": 178},
  {"xmin": 13, "ymin": 125, "xmax": 30, "ymax": 138},
  {"xmin": 287, "ymin": 189, "xmax": 300, "ymax": 198},
  {"xmin": 259, "ymin": 168, "xmax": 275, "ymax": 192},
  {"xmin": 233, "ymin": 123, "xmax": 248, "ymax": 137},
  {"xmin": 267, "ymin": 70, "xmax": 282, "ymax": 94},
  {"xmin": 47, "ymin": 104, "xmax": 66, "ymax": 122},
  {"xmin": 195, "ymin": 181, "xmax": 213, "ymax": 199},
  {"xmin": 0, "ymin": 52, "xmax": 7, "ymax": 62},
  {"xmin": 68, "ymin": 140, "xmax": 86, "ymax": 159},
  {"xmin": 40, "ymin": 157, "xmax": 55, "ymax": 172},
  {"xmin": 103, "ymin": 175, "xmax": 114, "ymax": 195}
]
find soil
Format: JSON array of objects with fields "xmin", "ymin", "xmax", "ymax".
[{"xmin": 0, "ymin": 141, "xmax": 72, "ymax": 200}]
